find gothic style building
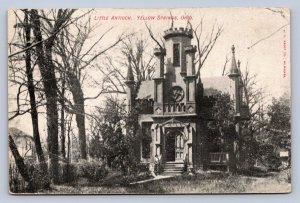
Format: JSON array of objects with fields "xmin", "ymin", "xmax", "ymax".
[{"xmin": 125, "ymin": 27, "xmax": 248, "ymax": 173}]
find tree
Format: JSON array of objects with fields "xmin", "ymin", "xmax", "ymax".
[
  {"xmin": 89, "ymin": 97, "xmax": 139, "ymax": 174},
  {"xmin": 188, "ymin": 17, "xmax": 223, "ymax": 79},
  {"xmin": 240, "ymin": 63, "xmax": 268, "ymax": 134},
  {"xmin": 206, "ymin": 92, "xmax": 237, "ymax": 171},
  {"xmin": 54, "ymin": 15, "xmax": 126, "ymax": 159},
  {"xmin": 98, "ymin": 98, "xmax": 127, "ymax": 171},
  {"xmin": 208, "ymin": 92, "xmax": 235, "ymax": 150},
  {"xmin": 267, "ymin": 94, "xmax": 291, "ymax": 150},
  {"xmin": 9, "ymin": 134, "xmax": 33, "ymax": 192},
  {"xmin": 8, "ymin": 10, "xmax": 50, "ymax": 188},
  {"xmin": 30, "ymin": 9, "xmax": 75, "ymax": 183},
  {"xmin": 120, "ymin": 34, "xmax": 155, "ymax": 82}
]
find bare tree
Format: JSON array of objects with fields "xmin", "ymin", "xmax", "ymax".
[
  {"xmin": 54, "ymin": 15, "xmax": 127, "ymax": 159},
  {"xmin": 240, "ymin": 62, "xmax": 268, "ymax": 134},
  {"xmin": 120, "ymin": 34, "xmax": 155, "ymax": 82},
  {"xmin": 188, "ymin": 17, "xmax": 223, "ymax": 80},
  {"xmin": 30, "ymin": 9, "xmax": 75, "ymax": 183},
  {"xmin": 8, "ymin": 10, "xmax": 50, "ymax": 188},
  {"xmin": 9, "ymin": 134, "xmax": 33, "ymax": 192}
]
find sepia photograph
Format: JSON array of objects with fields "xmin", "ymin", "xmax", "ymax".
[{"xmin": 7, "ymin": 8, "xmax": 291, "ymax": 194}]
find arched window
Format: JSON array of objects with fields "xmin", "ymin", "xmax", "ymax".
[
  {"xmin": 173, "ymin": 43, "xmax": 180, "ymax": 66},
  {"xmin": 142, "ymin": 123, "xmax": 152, "ymax": 158}
]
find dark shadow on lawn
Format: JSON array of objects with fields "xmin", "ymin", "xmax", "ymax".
[{"xmin": 237, "ymin": 167, "xmax": 275, "ymax": 178}]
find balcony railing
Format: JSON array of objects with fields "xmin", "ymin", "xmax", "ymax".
[
  {"xmin": 164, "ymin": 103, "xmax": 186, "ymax": 113},
  {"xmin": 209, "ymin": 152, "xmax": 229, "ymax": 165}
]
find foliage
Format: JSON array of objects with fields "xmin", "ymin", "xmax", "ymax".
[
  {"xmin": 88, "ymin": 134, "xmax": 103, "ymax": 159},
  {"xmin": 211, "ymin": 93, "xmax": 235, "ymax": 127},
  {"xmin": 90, "ymin": 97, "xmax": 140, "ymax": 175},
  {"xmin": 9, "ymin": 160, "xmax": 50, "ymax": 193},
  {"xmin": 239, "ymin": 133, "xmax": 260, "ymax": 168},
  {"xmin": 60, "ymin": 162, "xmax": 78, "ymax": 183},
  {"xmin": 77, "ymin": 159, "xmax": 108, "ymax": 183},
  {"xmin": 207, "ymin": 92, "xmax": 235, "ymax": 152},
  {"xmin": 266, "ymin": 94, "xmax": 291, "ymax": 150}
]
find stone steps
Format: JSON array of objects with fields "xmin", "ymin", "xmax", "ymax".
[{"xmin": 162, "ymin": 162, "xmax": 184, "ymax": 175}]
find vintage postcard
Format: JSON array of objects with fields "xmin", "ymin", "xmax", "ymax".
[{"xmin": 8, "ymin": 8, "xmax": 291, "ymax": 194}]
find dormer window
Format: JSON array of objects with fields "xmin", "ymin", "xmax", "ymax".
[{"xmin": 173, "ymin": 43, "xmax": 180, "ymax": 66}]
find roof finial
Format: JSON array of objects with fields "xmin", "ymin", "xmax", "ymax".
[
  {"xmin": 231, "ymin": 45, "xmax": 235, "ymax": 54},
  {"xmin": 228, "ymin": 45, "xmax": 240, "ymax": 78}
]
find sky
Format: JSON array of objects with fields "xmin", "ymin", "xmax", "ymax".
[{"xmin": 8, "ymin": 8, "xmax": 291, "ymax": 136}]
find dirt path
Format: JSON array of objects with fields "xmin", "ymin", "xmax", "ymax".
[{"xmin": 129, "ymin": 175, "xmax": 173, "ymax": 185}]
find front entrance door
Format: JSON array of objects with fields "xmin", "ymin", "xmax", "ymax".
[
  {"xmin": 166, "ymin": 134, "xmax": 175, "ymax": 161},
  {"xmin": 175, "ymin": 134, "xmax": 184, "ymax": 161},
  {"xmin": 165, "ymin": 130, "xmax": 184, "ymax": 162}
]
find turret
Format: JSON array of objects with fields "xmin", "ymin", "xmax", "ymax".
[
  {"xmin": 228, "ymin": 45, "xmax": 241, "ymax": 116},
  {"xmin": 125, "ymin": 56, "xmax": 135, "ymax": 112},
  {"xmin": 163, "ymin": 27, "xmax": 193, "ymax": 75},
  {"xmin": 184, "ymin": 45, "xmax": 197, "ymax": 112},
  {"xmin": 153, "ymin": 48, "xmax": 165, "ymax": 115},
  {"xmin": 185, "ymin": 45, "xmax": 196, "ymax": 76},
  {"xmin": 153, "ymin": 47, "xmax": 166, "ymax": 78},
  {"xmin": 228, "ymin": 45, "xmax": 240, "ymax": 79}
]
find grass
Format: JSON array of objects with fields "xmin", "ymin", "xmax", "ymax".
[{"xmin": 39, "ymin": 169, "xmax": 291, "ymax": 194}]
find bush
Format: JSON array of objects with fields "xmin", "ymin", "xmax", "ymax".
[
  {"xmin": 60, "ymin": 162, "xmax": 78, "ymax": 184},
  {"xmin": 76, "ymin": 159, "xmax": 108, "ymax": 182},
  {"xmin": 136, "ymin": 163, "xmax": 149, "ymax": 173},
  {"xmin": 30, "ymin": 163, "xmax": 50, "ymax": 190},
  {"xmin": 266, "ymin": 155, "xmax": 281, "ymax": 171}
]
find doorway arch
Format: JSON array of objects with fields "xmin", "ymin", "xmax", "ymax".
[{"xmin": 165, "ymin": 129, "xmax": 184, "ymax": 162}]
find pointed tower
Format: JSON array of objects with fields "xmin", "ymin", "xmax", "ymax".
[
  {"xmin": 228, "ymin": 45, "xmax": 241, "ymax": 116},
  {"xmin": 125, "ymin": 56, "xmax": 135, "ymax": 112}
]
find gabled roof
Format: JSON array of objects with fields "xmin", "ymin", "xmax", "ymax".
[
  {"xmin": 160, "ymin": 118, "xmax": 189, "ymax": 127},
  {"xmin": 9, "ymin": 127, "xmax": 33, "ymax": 141},
  {"xmin": 137, "ymin": 76, "xmax": 232, "ymax": 99},
  {"xmin": 202, "ymin": 76, "xmax": 232, "ymax": 96},
  {"xmin": 137, "ymin": 80, "xmax": 154, "ymax": 99}
]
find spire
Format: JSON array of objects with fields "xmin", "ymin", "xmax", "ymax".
[
  {"xmin": 228, "ymin": 45, "xmax": 240, "ymax": 78},
  {"xmin": 237, "ymin": 60, "xmax": 244, "ymax": 87},
  {"xmin": 237, "ymin": 59, "xmax": 241, "ymax": 70},
  {"xmin": 126, "ymin": 56, "xmax": 134, "ymax": 81}
]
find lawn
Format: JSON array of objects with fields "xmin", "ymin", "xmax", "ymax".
[{"xmin": 40, "ymin": 170, "xmax": 291, "ymax": 194}]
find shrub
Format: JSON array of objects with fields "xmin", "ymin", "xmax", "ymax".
[
  {"xmin": 266, "ymin": 155, "xmax": 281, "ymax": 171},
  {"xmin": 60, "ymin": 162, "xmax": 78, "ymax": 184},
  {"xmin": 30, "ymin": 163, "xmax": 50, "ymax": 190},
  {"xmin": 136, "ymin": 163, "xmax": 149, "ymax": 173},
  {"xmin": 76, "ymin": 159, "xmax": 108, "ymax": 182}
]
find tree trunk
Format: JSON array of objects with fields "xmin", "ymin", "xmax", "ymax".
[
  {"xmin": 24, "ymin": 11, "xmax": 49, "ymax": 188},
  {"xmin": 9, "ymin": 135, "xmax": 33, "ymax": 192},
  {"xmin": 30, "ymin": 9, "xmax": 59, "ymax": 183},
  {"xmin": 60, "ymin": 71, "xmax": 66, "ymax": 159},
  {"xmin": 68, "ymin": 72, "xmax": 87, "ymax": 159},
  {"xmin": 66, "ymin": 114, "xmax": 72, "ymax": 162}
]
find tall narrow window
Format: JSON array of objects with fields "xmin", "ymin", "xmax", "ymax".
[
  {"xmin": 142, "ymin": 123, "xmax": 152, "ymax": 158},
  {"xmin": 173, "ymin": 43, "xmax": 180, "ymax": 66}
]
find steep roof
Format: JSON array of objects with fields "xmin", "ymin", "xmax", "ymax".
[
  {"xmin": 9, "ymin": 127, "xmax": 33, "ymax": 141},
  {"xmin": 202, "ymin": 76, "xmax": 232, "ymax": 96},
  {"xmin": 137, "ymin": 76, "xmax": 232, "ymax": 99},
  {"xmin": 228, "ymin": 45, "xmax": 240, "ymax": 77},
  {"xmin": 137, "ymin": 80, "xmax": 155, "ymax": 99}
]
